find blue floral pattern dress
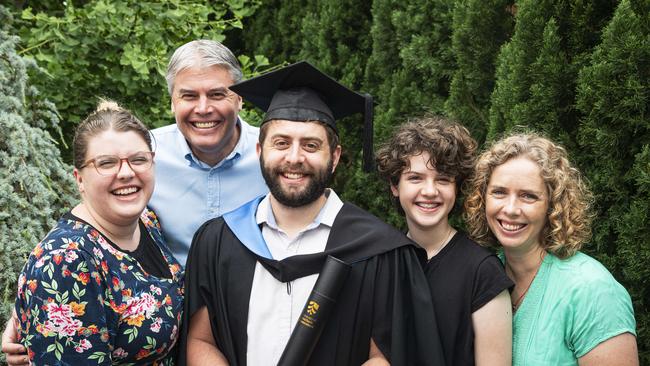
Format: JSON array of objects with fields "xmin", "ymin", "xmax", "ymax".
[{"xmin": 15, "ymin": 209, "xmax": 184, "ymax": 365}]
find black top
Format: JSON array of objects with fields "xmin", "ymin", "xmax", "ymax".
[
  {"xmin": 425, "ymin": 232, "xmax": 513, "ymax": 366},
  {"xmin": 64, "ymin": 212, "xmax": 172, "ymax": 279},
  {"xmin": 179, "ymin": 202, "xmax": 445, "ymax": 366}
]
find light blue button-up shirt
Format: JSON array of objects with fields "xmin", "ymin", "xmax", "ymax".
[{"xmin": 149, "ymin": 119, "xmax": 268, "ymax": 265}]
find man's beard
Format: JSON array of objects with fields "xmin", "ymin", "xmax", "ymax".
[{"xmin": 260, "ymin": 153, "xmax": 334, "ymax": 208}]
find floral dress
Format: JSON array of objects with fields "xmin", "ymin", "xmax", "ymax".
[{"xmin": 15, "ymin": 209, "xmax": 184, "ymax": 365}]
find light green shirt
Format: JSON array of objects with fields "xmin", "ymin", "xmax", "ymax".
[{"xmin": 507, "ymin": 252, "xmax": 636, "ymax": 365}]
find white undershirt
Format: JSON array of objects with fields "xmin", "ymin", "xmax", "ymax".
[{"xmin": 246, "ymin": 190, "xmax": 344, "ymax": 366}]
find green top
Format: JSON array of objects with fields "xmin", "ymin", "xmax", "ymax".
[{"xmin": 505, "ymin": 251, "xmax": 636, "ymax": 365}]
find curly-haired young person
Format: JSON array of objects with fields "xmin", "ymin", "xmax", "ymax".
[{"xmin": 377, "ymin": 116, "xmax": 512, "ymax": 366}]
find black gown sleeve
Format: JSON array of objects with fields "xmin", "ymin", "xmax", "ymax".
[
  {"xmin": 372, "ymin": 245, "xmax": 447, "ymax": 365},
  {"xmin": 178, "ymin": 218, "xmax": 256, "ymax": 366},
  {"xmin": 178, "ymin": 219, "xmax": 215, "ymax": 366}
]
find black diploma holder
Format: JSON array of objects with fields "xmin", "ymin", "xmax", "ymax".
[{"xmin": 277, "ymin": 255, "xmax": 351, "ymax": 366}]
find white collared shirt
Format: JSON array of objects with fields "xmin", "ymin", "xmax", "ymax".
[{"xmin": 246, "ymin": 190, "xmax": 343, "ymax": 366}]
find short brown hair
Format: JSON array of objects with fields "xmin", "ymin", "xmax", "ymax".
[
  {"xmin": 73, "ymin": 99, "xmax": 152, "ymax": 169},
  {"xmin": 463, "ymin": 133, "xmax": 595, "ymax": 258}
]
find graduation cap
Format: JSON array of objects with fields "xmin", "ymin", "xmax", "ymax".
[{"xmin": 229, "ymin": 61, "xmax": 374, "ymax": 171}]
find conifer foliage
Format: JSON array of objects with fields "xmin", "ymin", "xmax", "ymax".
[
  {"xmin": 241, "ymin": 0, "xmax": 309, "ymax": 66},
  {"xmin": 445, "ymin": 0, "xmax": 514, "ymax": 144},
  {"xmin": 0, "ymin": 7, "xmax": 76, "ymax": 356},
  {"xmin": 576, "ymin": 0, "xmax": 649, "ymax": 355},
  {"xmin": 487, "ymin": 0, "xmax": 618, "ymax": 149}
]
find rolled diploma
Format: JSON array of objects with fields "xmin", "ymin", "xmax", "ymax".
[{"xmin": 277, "ymin": 255, "xmax": 351, "ymax": 366}]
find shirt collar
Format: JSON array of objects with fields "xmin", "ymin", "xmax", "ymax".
[
  {"xmin": 179, "ymin": 118, "xmax": 248, "ymax": 169},
  {"xmin": 256, "ymin": 189, "xmax": 342, "ymax": 232}
]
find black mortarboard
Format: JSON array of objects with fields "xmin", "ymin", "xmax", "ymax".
[{"xmin": 229, "ymin": 61, "xmax": 374, "ymax": 171}]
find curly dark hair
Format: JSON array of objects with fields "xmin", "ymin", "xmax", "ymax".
[{"xmin": 376, "ymin": 115, "xmax": 477, "ymax": 212}]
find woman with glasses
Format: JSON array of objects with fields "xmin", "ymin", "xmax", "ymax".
[{"xmin": 14, "ymin": 100, "xmax": 183, "ymax": 365}]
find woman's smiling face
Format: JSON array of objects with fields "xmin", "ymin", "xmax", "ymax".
[
  {"xmin": 74, "ymin": 129, "xmax": 154, "ymax": 226},
  {"xmin": 485, "ymin": 156, "xmax": 549, "ymax": 253}
]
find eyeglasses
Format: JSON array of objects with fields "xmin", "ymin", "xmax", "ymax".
[{"xmin": 80, "ymin": 151, "xmax": 155, "ymax": 176}]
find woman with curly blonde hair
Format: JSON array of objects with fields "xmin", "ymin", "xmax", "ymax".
[
  {"xmin": 464, "ymin": 132, "xmax": 637, "ymax": 365},
  {"xmin": 377, "ymin": 116, "xmax": 513, "ymax": 366}
]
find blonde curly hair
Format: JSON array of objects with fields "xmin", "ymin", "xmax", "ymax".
[{"xmin": 463, "ymin": 133, "xmax": 594, "ymax": 258}]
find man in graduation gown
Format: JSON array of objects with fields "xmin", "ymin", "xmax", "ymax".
[{"xmin": 180, "ymin": 61, "xmax": 445, "ymax": 366}]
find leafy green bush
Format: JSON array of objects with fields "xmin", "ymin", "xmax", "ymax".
[{"xmin": 12, "ymin": 0, "xmax": 265, "ymax": 161}]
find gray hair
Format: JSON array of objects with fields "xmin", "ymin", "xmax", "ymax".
[{"xmin": 166, "ymin": 40, "xmax": 243, "ymax": 94}]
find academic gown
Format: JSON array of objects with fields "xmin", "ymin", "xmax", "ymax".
[{"xmin": 179, "ymin": 196, "xmax": 445, "ymax": 366}]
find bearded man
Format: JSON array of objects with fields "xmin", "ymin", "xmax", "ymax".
[{"xmin": 180, "ymin": 62, "xmax": 445, "ymax": 366}]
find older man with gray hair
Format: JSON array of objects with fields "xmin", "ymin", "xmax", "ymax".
[{"xmin": 151, "ymin": 40, "xmax": 267, "ymax": 265}]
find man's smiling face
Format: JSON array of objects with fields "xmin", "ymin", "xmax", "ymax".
[
  {"xmin": 257, "ymin": 120, "xmax": 340, "ymax": 208},
  {"xmin": 171, "ymin": 65, "xmax": 243, "ymax": 166}
]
